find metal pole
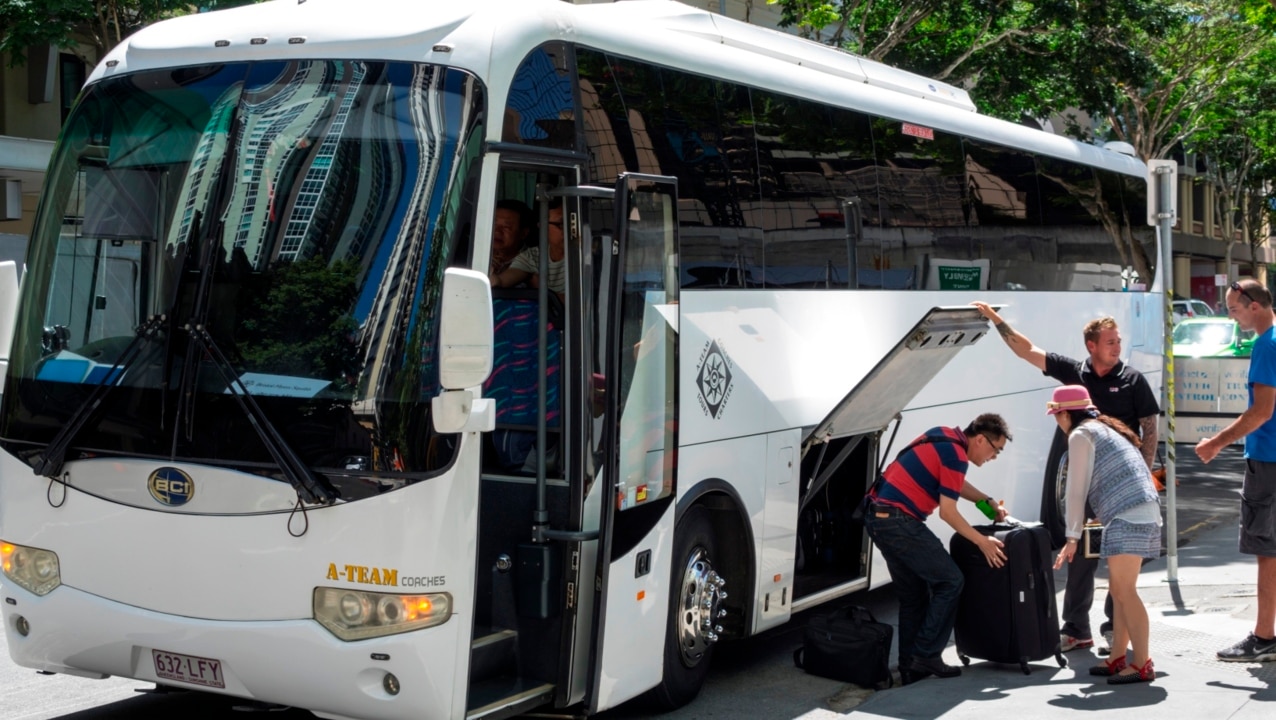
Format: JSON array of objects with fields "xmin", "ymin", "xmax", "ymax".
[
  {"xmin": 1152, "ymin": 160, "xmax": 1178, "ymax": 581},
  {"xmin": 532, "ymin": 185, "xmax": 551, "ymax": 542},
  {"xmin": 843, "ymin": 196, "xmax": 861, "ymax": 290}
]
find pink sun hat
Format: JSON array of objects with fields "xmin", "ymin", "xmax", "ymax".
[{"xmin": 1046, "ymin": 385, "xmax": 1097, "ymax": 415}]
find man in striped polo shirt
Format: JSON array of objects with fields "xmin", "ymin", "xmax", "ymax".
[{"xmin": 864, "ymin": 414, "xmax": 1011, "ymax": 683}]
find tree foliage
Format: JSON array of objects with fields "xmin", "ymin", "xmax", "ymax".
[
  {"xmin": 770, "ymin": 0, "xmax": 1276, "ymax": 285},
  {"xmin": 768, "ymin": 0, "xmax": 1275, "ymax": 161},
  {"xmin": 1187, "ymin": 33, "xmax": 1276, "ymax": 269},
  {"xmin": 1087, "ymin": 0, "xmax": 1275, "ymax": 162},
  {"xmin": 1, "ymin": 1, "xmax": 262, "ymax": 66},
  {"xmin": 236, "ymin": 256, "xmax": 361, "ymax": 388},
  {"xmin": 767, "ymin": 0, "xmax": 1178, "ymax": 120}
]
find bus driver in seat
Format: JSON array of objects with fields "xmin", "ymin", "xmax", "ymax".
[
  {"xmin": 490, "ymin": 198, "xmax": 533, "ymax": 277},
  {"xmin": 491, "ymin": 199, "xmax": 566, "ymax": 298}
]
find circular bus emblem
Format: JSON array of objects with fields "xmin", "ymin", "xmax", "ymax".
[{"xmin": 148, "ymin": 467, "xmax": 194, "ymax": 507}]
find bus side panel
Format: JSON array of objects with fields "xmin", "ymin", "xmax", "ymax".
[
  {"xmin": 680, "ymin": 289, "xmax": 1160, "ymax": 508},
  {"xmin": 675, "ymin": 437, "xmax": 766, "ymax": 632},
  {"xmin": 756, "ymin": 429, "xmax": 800, "ymax": 632}
]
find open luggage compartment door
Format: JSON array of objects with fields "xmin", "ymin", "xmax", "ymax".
[{"xmin": 802, "ymin": 306, "xmax": 992, "ymax": 450}]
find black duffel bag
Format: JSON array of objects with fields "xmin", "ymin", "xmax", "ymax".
[{"xmin": 793, "ymin": 604, "xmax": 893, "ymax": 689}]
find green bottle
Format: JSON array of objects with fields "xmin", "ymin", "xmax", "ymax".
[{"xmin": 975, "ymin": 498, "xmax": 998, "ymax": 521}]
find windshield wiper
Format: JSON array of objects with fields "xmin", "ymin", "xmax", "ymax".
[
  {"xmin": 184, "ymin": 324, "xmax": 338, "ymax": 506},
  {"xmin": 31, "ymin": 315, "xmax": 167, "ymax": 478}
]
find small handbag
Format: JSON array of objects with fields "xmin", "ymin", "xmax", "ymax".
[{"xmin": 1082, "ymin": 522, "xmax": 1103, "ymax": 559}]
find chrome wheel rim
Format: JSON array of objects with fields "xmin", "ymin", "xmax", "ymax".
[{"xmin": 676, "ymin": 546, "xmax": 726, "ymax": 668}]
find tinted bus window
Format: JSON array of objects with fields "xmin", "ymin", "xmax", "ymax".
[
  {"xmin": 575, "ymin": 47, "xmax": 1152, "ymax": 293},
  {"xmin": 504, "ymin": 43, "xmax": 576, "ymax": 149},
  {"xmin": 752, "ymin": 90, "xmax": 867, "ymax": 289}
]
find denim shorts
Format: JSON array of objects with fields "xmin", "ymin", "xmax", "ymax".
[
  {"xmin": 1241, "ymin": 459, "xmax": 1276, "ymax": 557},
  {"xmin": 1101, "ymin": 518, "xmax": 1161, "ymax": 559}
]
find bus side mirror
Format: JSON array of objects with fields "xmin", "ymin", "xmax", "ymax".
[{"xmin": 438, "ymin": 268, "xmax": 493, "ymax": 390}]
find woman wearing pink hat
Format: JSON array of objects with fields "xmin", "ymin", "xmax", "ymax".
[{"xmin": 1049, "ymin": 385, "xmax": 1161, "ymax": 684}]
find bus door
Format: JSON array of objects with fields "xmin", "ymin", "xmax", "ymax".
[
  {"xmin": 586, "ymin": 174, "xmax": 680, "ymax": 713},
  {"xmin": 466, "ymin": 159, "xmax": 588, "ymax": 719}
]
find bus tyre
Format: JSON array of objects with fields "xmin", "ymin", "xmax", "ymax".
[
  {"xmin": 1039, "ymin": 429, "xmax": 1069, "ymax": 550},
  {"xmin": 645, "ymin": 504, "xmax": 726, "ymax": 710}
]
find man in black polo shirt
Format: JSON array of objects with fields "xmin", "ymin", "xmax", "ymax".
[{"xmin": 973, "ymin": 302, "xmax": 1160, "ymax": 654}]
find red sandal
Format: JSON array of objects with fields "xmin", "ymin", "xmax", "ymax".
[
  {"xmin": 1108, "ymin": 658, "xmax": 1154, "ymax": 684},
  {"xmin": 1088, "ymin": 655, "xmax": 1127, "ymax": 677}
]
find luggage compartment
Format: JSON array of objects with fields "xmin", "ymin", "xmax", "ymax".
[{"xmin": 794, "ymin": 434, "xmax": 875, "ymax": 599}]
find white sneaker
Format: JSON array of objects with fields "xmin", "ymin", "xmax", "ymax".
[{"xmin": 1060, "ymin": 634, "xmax": 1094, "ymax": 652}]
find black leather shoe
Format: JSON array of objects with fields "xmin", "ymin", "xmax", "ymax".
[
  {"xmin": 910, "ymin": 655, "xmax": 962, "ymax": 678},
  {"xmin": 898, "ymin": 666, "xmax": 932, "ymax": 685}
]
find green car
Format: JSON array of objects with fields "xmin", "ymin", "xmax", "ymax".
[{"xmin": 1172, "ymin": 317, "xmax": 1255, "ymax": 358}]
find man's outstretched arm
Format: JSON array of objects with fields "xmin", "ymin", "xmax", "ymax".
[{"xmin": 972, "ymin": 301, "xmax": 1048, "ymax": 371}]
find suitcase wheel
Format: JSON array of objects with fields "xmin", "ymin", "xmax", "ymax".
[
  {"xmin": 958, "ymin": 653, "xmax": 970, "ymax": 667},
  {"xmin": 1056, "ymin": 651, "xmax": 1067, "ymax": 668}
]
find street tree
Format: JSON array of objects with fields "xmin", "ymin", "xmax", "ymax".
[
  {"xmin": 770, "ymin": 0, "xmax": 1276, "ymax": 287},
  {"xmin": 765, "ymin": 0, "xmax": 1175, "ymax": 121},
  {"xmin": 1186, "ymin": 35, "xmax": 1276, "ymax": 291},
  {"xmin": 0, "ymin": 0, "xmax": 263, "ymax": 66},
  {"xmin": 1085, "ymin": 0, "xmax": 1275, "ymax": 163}
]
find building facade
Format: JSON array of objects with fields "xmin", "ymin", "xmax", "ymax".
[{"xmin": 0, "ymin": 43, "xmax": 80, "ymax": 265}]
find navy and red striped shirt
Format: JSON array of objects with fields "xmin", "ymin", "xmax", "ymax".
[{"xmin": 871, "ymin": 426, "xmax": 969, "ymax": 520}]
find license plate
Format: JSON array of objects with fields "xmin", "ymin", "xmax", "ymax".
[{"xmin": 151, "ymin": 649, "xmax": 225, "ymax": 689}]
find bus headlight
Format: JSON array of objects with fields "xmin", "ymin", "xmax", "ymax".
[
  {"xmin": 313, "ymin": 587, "xmax": 451, "ymax": 641},
  {"xmin": 1, "ymin": 541, "xmax": 62, "ymax": 596}
]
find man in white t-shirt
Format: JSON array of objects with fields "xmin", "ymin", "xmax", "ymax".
[{"xmin": 491, "ymin": 200, "xmax": 565, "ymax": 296}]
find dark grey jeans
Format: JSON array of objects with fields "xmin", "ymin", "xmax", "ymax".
[{"xmin": 865, "ymin": 505, "xmax": 965, "ymax": 664}]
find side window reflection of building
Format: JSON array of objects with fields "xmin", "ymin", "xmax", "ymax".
[{"xmin": 574, "ymin": 48, "xmax": 1154, "ymax": 294}]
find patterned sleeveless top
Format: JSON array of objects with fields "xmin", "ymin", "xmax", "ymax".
[{"xmin": 1080, "ymin": 421, "xmax": 1158, "ymax": 524}]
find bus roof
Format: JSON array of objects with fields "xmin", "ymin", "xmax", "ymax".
[{"xmin": 92, "ymin": 0, "xmax": 1146, "ymax": 178}]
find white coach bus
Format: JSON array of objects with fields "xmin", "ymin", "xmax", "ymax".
[{"xmin": 0, "ymin": 0, "xmax": 1164, "ymax": 718}]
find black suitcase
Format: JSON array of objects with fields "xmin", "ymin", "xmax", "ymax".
[
  {"xmin": 948, "ymin": 522, "xmax": 1067, "ymax": 674},
  {"xmin": 793, "ymin": 604, "xmax": 894, "ymax": 689}
]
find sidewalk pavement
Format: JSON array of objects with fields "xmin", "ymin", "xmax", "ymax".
[{"xmin": 826, "ymin": 448, "xmax": 1276, "ymax": 719}]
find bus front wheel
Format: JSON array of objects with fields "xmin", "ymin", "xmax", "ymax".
[
  {"xmin": 1039, "ymin": 428, "xmax": 1069, "ymax": 550},
  {"xmin": 644, "ymin": 504, "xmax": 726, "ymax": 710}
]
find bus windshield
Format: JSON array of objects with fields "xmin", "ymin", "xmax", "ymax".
[{"xmin": 0, "ymin": 60, "xmax": 485, "ymax": 485}]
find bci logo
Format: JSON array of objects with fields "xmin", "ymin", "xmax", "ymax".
[{"xmin": 148, "ymin": 467, "xmax": 195, "ymax": 507}]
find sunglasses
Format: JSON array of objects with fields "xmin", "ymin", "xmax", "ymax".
[{"xmin": 1231, "ymin": 281, "xmax": 1256, "ymax": 306}]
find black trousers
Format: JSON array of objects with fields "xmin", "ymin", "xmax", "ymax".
[{"xmin": 1059, "ymin": 551, "xmax": 1114, "ymax": 639}]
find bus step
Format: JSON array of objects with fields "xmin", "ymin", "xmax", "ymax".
[
  {"xmin": 470, "ymin": 627, "xmax": 519, "ymax": 684},
  {"xmin": 465, "ymin": 676, "xmax": 554, "ymax": 720}
]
